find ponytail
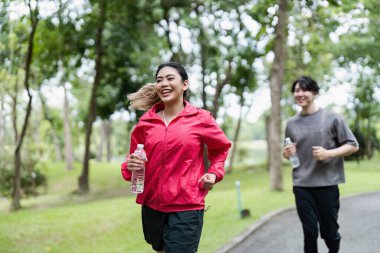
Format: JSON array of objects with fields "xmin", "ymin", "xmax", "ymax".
[{"xmin": 127, "ymin": 83, "xmax": 161, "ymax": 110}]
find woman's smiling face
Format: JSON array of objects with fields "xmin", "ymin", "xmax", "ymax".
[{"xmin": 155, "ymin": 66, "xmax": 188, "ymax": 105}]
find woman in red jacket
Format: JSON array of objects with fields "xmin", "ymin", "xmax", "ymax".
[{"xmin": 121, "ymin": 62, "xmax": 231, "ymax": 253}]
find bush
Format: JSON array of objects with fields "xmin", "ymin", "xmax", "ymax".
[
  {"xmin": 346, "ymin": 126, "xmax": 379, "ymax": 161},
  {"xmin": 0, "ymin": 148, "xmax": 47, "ymax": 197}
]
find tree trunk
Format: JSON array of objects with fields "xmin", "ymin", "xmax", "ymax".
[
  {"xmin": 106, "ymin": 119, "xmax": 112, "ymax": 162},
  {"xmin": 265, "ymin": 114, "xmax": 270, "ymax": 171},
  {"xmin": 57, "ymin": 1, "xmax": 74, "ymax": 170},
  {"xmin": 39, "ymin": 93, "xmax": 63, "ymax": 161},
  {"xmin": 268, "ymin": 0, "xmax": 288, "ymax": 191},
  {"xmin": 78, "ymin": 0, "xmax": 106, "ymax": 193},
  {"xmin": 193, "ymin": 5, "xmax": 208, "ymax": 110},
  {"xmin": 52, "ymin": 129, "xmax": 63, "ymax": 161},
  {"xmin": 211, "ymin": 62, "xmax": 232, "ymax": 118},
  {"xmin": 11, "ymin": 77, "xmax": 19, "ymax": 150},
  {"xmin": 11, "ymin": 2, "xmax": 39, "ymax": 211},
  {"xmin": 63, "ymin": 83, "xmax": 74, "ymax": 170},
  {"xmin": 227, "ymin": 92, "xmax": 245, "ymax": 173},
  {"xmin": 201, "ymin": 46, "xmax": 207, "ymax": 110},
  {"xmin": 366, "ymin": 119, "xmax": 373, "ymax": 159},
  {"xmin": 96, "ymin": 120, "xmax": 106, "ymax": 162},
  {"xmin": 200, "ymin": 41, "xmax": 208, "ymax": 109},
  {"xmin": 11, "ymin": 77, "xmax": 19, "ymax": 210},
  {"xmin": 0, "ymin": 96, "xmax": 4, "ymax": 153}
]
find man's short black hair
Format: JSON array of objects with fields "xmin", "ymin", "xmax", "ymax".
[{"xmin": 291, "ymin": 76, "xmax": 320, "ymax": 94}]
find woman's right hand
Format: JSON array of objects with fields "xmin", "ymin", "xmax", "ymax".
[
  {"xmin": 126, "ymin": 154, "xmax": 146, "ymax": 172},
  {"xmin": 283, "ymin": 143, "xmax": 297, "ymax": 159}
]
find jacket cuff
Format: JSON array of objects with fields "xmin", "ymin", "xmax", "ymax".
[
  {"xmin": 121, "ymin": 162, "xmax": 131, "ymax": 181},
  {"xmin": 208, "ymin": 164, "xmax": 225, "ymax": 183}
]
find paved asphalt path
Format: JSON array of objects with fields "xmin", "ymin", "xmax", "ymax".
[{"xmin": 217, "ymin": 191, "xmax": 380, "ymax": 253}]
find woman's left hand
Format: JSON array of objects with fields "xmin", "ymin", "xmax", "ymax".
[{"xmin": 198, "ymin": 173, "xmax": 217, "ymax": 190}]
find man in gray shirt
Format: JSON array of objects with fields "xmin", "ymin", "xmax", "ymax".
[{"xmin": 283, "ymin": 76, "xmax": 359, "ymax": 253}]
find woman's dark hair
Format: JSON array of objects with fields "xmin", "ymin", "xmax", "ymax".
[
  {"xmin": 291, "ymin": 76, "xmax": 320, "ymax": 94},
  {"xmin": 155, "ymin": 62, "xmax": 189, "ymax": 98}
]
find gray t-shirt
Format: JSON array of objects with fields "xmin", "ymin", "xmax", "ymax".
[{"xmin": 285, "ymin": 108, "xmax": 358, "ymax": 187}]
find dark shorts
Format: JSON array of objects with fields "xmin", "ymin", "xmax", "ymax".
[{"xmin": 142, "ymin": 205, "xmax": 204, "ymax": 253}]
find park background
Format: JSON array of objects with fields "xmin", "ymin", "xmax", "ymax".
[{"xmin": 0, "ymin": 0, "xmax": 379, "ymax": 252}]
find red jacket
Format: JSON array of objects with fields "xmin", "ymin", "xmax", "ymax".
[{"xmin": 121, "ymin": 101, "xmax": 231, "ymax": 212}]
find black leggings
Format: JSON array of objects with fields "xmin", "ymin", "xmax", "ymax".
[{"xmin": 293, "ymin": 186, "xmax": 341, "ymax": 253}]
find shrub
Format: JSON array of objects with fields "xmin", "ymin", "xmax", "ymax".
[{"xmin": 0, "ymin": 148, "xmax": 47, "ymax": 197}]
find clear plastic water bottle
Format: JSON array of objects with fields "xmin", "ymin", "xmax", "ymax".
[
  {"xmin": 130, "ymin": 144, "xmax": 147, "ymax": 194},
  {"xmin": 284, "ymin": 138, "xmax": 300, "ymax": 168}
]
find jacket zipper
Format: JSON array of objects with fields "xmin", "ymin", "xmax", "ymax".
[{"xmin": 158, "ymin": 122, "xmax": 168, "ymax": 209}]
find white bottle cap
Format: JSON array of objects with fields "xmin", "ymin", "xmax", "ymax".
[{"xmin": 137, "ymin": 144, "xmax": 144, "ymax": 149}]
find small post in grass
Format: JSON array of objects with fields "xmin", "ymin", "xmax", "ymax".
[
  {"xmin": 235, "ymin": 180, "xmax": 251, "ymax": 219},
  {"xmin": 235, "ymin": 180, "xmax": 243, "ymax": 216}
]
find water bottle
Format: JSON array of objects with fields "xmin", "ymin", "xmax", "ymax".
[
  {"xmin": 284, "ymin": 138, "xmax": 300, "ymax": 168},
  {"xmin": 130, "ymin": 144, "xmax": 147, "ymax": 194}
]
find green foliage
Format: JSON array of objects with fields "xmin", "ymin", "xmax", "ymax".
[
  {"xmin": 0, "ymin": 149, "xmax": 47, "ymax": 197},
  {"xmin": 34, "ymin": 9, "xmax": 86, "ymax": 80},
  {"xmin": 247, "ymin": 0, "xmax": 277, "ymax": 25},
  {"xmin": 90, "ymin": 0, "xmax": 169, "ymax": 119},
  {"xmin": 349, "ymin": 122, "xmax": 380, "ymax": 161},
  {"xmin": 331, "ymin": 0, "xmax": 380, "ymax": 67},
  {"xmin": 285, "ymin": 1, "xmax": 338, "ymax": 84},
  {"xmin": 345, "ymin": 74, "xmax": 380, "ymax": 160}
]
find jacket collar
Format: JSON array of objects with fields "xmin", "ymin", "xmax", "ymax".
[{"xmin": 140, "ymin": 100, "xmax": 198, "ymax": 122}]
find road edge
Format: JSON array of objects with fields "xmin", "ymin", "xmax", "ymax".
[
  {"xmin": 214, "ymin": 206, "xmax": 295, "ymax": 253},
  {"xmin": 214, "ymin": 190, "xmax": 380, "ymax": 253}
]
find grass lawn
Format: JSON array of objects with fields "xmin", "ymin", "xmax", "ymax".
[{"xmin": 0, "ymin": 154, "xmax": 379, "ymax": 253}]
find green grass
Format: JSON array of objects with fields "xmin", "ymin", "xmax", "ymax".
[{"xmin": 0, "ymin": 154, "xmax": 380, "ymax": 253}]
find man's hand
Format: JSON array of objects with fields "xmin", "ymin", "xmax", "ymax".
[
  {"xmin": 283, "ymin": 143, "xmax": 297, "ymax": 159},
  {"xmin": 312, "ymin": 146, "xmax": 332, "ymax": 161}
]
